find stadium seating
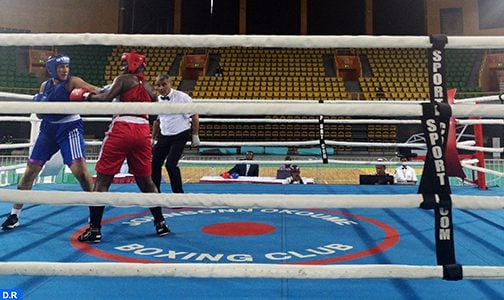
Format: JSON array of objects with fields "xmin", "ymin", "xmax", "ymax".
[{"xmin": 0, "ymin": 36, "xmax": 492, "ymax": 152}]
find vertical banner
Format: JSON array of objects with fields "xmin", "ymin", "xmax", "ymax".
[
  {"xmin": 419, "ymin": 35, "xmax": 462, "ymax": 279},
  {"xmin": 318, "ymin": 100, "xmax": 328, "ymax": 164},
  {"xmin": 421, "ymin": 103, "xmax": 456, "ymax": 264},
  {"xmin": 419, "ymin": 34, "xmax": 450, "ymax": 203}
]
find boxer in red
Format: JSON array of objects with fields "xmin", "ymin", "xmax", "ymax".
[{"xmin": 71, "ymin": 50, "xmax": 169, "ymax": 242}]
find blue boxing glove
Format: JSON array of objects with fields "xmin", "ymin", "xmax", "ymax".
[
  {"xmin": 33, "ymin": 93, "xmax": 48, "ymax": 102},
  {"xmin": 33, "ymin": 93, "xmax": 48, "ymax": 119},
  {"xmin": 231, "ymin": 172, "xmax": 239, "ymax": 179}
]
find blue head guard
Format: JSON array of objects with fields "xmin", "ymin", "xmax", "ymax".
[{"xmin": 46, "ymin": 54, "xmax": 70, "ymax": 80}]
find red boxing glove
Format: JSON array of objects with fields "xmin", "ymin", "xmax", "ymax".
[{"xmin": 70, "ymin": 88, "xmax": 91, "ymax": 101}]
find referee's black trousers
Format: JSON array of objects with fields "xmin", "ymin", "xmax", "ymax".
[{"xmin": 152, "ymin": 129, "xmax": 190, "ymax": 193}]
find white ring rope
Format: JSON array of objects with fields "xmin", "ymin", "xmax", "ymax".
[
  {"xmin": 0, "ymin": 163, "xmax": 26, "ymax": 172},
  {"xmin": 0, "ymin": 114, "xmax": 113, "ymax": 123},
  {"xmin": 175, "ymin": 159, "xmax": 428, "ymax": 167},
  {"xmin": 0, "ymin": 143, "xmax": 31, "ymax": 150},
  {"xmin": 457, "ymin": 144, "xmax": 503, "ymax": 153},
  {"xmin": 200, "ymin": 118, "xmax": 421, "ymax": 124},
  {"xmin": 199, "ymin": 118, "xmax": 503, "ymax": 125},
  {"xmin": 2, "ymin": 157, "xmax": 475, "ymax": 170},
  {"xmin": 457, "ymin": 119, "xmax": 504, "ymax": 125},
  {"xmin": 197, "ymin": 99, "xmax": 425, "ymax": 105},
  {"xmin": 3, "ymin": 139, "xmax": 496, "ymax": 152},
  {"xmin": 457, "ymin": 140, "xmax": 476, "ymax": 146},
  {"xmin": 0, "ymin": 262, "xmax": 502, "ymax": 280},
  {"xmin": 0, "ymin": 139, "xmax": 481, "ymax": 151},
  {"xmin": 1, "ymin": 91, "xmax": 501, "ymax": 107},
  {"xmin": 461, "ymin": 162, "xmax": 504, "ymax": 178},
  {"xmin": 325, "ymin": 140, "xmax": 424, "ymax": 148},
  {"xmin": 0, "ymin": 156, "xmax": 446, "ymax": 169},
  {"xmin": 454, "ymin": 95, "xmax": 504, "ymax": 104},
  {"xmin": 1, "ymin": 92, "xmax": 502, "ymax": 119},
  {"xmin": 0, "ymin": 189, "xmax": 501, "ymax": 210},
  {"xmin": 81, "ymin": 117, "xmax": 112, "ymax": 122},
  {"xmin": 0, "ymin": 92, "xmax": 500, "ymax": 123},
  {"xmin": 460, "ymin": 158, "xmax": 480, "ymax": 165},
  {"xmin": 176, "ymin": 159, "xmax": 427, "ymax": 166},
  {"xmin": 1, "ymin": 33, "xmax": 504, "ymax": 49},
  {"xmin": 193, "ymin": 140, "xmax": 424, "ymax": 148},
  {"xmin": 0, "ymin": 101, "xmax": 502, "ymax": 118},
  {"xmin": 0, "ymin": 116, "xmax": 34, "ymax": 122},
  {"xmin": 1, "ymin": 114, "xmax": 502, "ymax": 125},
  {"xmin": 0, "ymin": 115, "xmax": 499, "ymax": 127},
  {"xmin": 0, "ymin": 93, "xmax": 425, "ymax": 105}
]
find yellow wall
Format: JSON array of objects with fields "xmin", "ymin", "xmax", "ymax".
[
  {"xmin": 0, "ymin": 0, "xmax": 119, "ymax": 33},
  {"xmin": 426, "ymin": 0, "xmax": 504, "ymax": 35}
]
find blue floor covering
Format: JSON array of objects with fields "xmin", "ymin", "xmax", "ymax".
[{"xmin": 0, "ymin": 183, "xmax": 502, "ymax": 300}]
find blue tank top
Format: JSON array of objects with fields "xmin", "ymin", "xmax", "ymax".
[{"xmin": 41, "ymin": 78, "xmax": 77, "ymax": 122}]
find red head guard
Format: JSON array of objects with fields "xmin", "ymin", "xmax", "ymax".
[{"xmin": 121, "ymin": 50, "xmax": 147, "ymax": 73}]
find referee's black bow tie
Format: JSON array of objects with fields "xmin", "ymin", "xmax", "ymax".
[{"xmin": 161, "ymin": 95, "xmax": 170, "ymax": 100}]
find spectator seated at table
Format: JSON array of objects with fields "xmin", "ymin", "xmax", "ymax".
[
  {"xmin": 222, "ymin": 151, "xmax": 259, "ymax": 177},
  {"xmin": 360, "ymin": 158, "xmax": 394, "ymax": 185},
  {"xmin": 276, "ymin": 155, "xmax": 293, "ymax": 179},
  {"xmin": 374, "ymin": 158, "xmax": 392, "ymax": 176},
  {"xmin": 283, "ymin": 165, "xmax": 306, "ymax": 184}
]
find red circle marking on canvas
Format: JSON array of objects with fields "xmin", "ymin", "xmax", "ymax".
[
  {"xmin": 201, "ymin": 222, "xmax": 276, "ymax": 236},
  {"xmin": 70, "ymin": 209, "xmax": 400, "ymax": 265}
]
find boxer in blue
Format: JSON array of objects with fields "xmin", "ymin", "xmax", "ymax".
[{"xmin": 1, "ymin": 54, "xmax": 102, "ymax": 230}]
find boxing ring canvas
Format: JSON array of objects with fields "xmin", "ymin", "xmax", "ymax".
[
  {"xmin": 1, "ymin": 183, "xmax": 502, "ymax": 300},
  {"xmin": 0, "ymin": 32, "xmax": 503, "ymax": 300}
]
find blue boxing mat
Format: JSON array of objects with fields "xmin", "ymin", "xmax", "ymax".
[{"xmin": 0, "ymin": 183, "xmax": 502, "ymax": 299}]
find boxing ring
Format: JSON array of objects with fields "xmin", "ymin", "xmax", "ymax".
[
  {"xmin": 0, "ymin": 34, "xmax": 503, "ymax": 299},
  {"xmin": 0, "ymin": 183, "xmax": 502, "ymax": 299}
]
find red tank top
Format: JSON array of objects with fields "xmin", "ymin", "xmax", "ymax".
[{"xmin": 120, "ymin": 75, "xmax": 150, "ymax": 119}]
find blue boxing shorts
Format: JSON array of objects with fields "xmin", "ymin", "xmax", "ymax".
[{"xmin": 29, "ymin": 119, "xmax": 86, "ymax": 166}]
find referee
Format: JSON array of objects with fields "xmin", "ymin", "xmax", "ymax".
[{"xmin": 151, "ymin": 73, "xmax": 200, "ymax": 193}]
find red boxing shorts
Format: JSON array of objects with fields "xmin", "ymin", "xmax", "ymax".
[{"xmin": 96, "ymin": 121, "xmax": 152, "ymax": 177}]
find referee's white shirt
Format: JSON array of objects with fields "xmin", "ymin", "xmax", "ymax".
[{"xmin": 158, "ymin": 89, "xmax": 193, "ymax": 136}]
